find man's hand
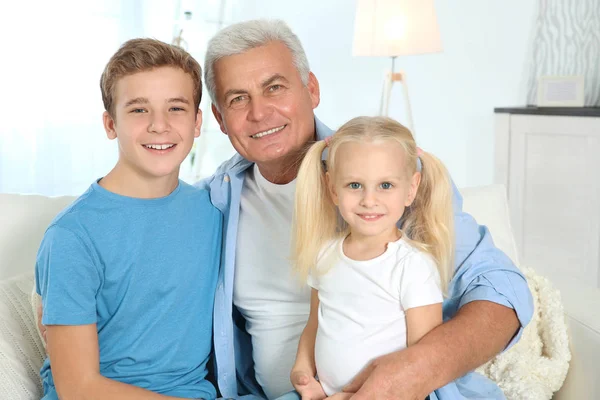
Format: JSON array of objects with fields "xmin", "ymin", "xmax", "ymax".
[
  {"xmin": 343, "ymin": 347, "xmax": 429, "ymax": 400},
  {"xmin": 291, "ymin": 370, "xmax": 327, "ymax": 400},
  {"xmin": 37, "ymin": 302, "xmax": 47, "ymax": 343}
]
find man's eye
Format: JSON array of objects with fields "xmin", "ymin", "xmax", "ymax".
[
  {"xmin": 380, "ymin": 182, "xmax": 393, "ymax": 189},
  {"xmin": 231, "ymin": 95, "xmax": 246, "ymax": 104},
  {"xmin": 268, "ymin": 84, "xmax": 282, "ymax": 92},
  {"xmin": 349, "ymin": 182, "xmax": 361, "ymax": 189}
]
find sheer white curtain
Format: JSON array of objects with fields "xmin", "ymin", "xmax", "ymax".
[
  {"xmin": 0, "ymin": 0, "xmax": 141, "ymax": 195},
  {"xmin": 0, "ymin": 0, "xmax": 244, "ymax": 196}
]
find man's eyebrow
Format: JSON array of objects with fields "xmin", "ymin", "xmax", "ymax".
[
  {"xmin": 262, "ymin": 74, "xmax": 289, "ymax": 88},
  {"xmin": 123, "ymin": 97, "xmax": 149, "ymax": 107},
  {"xmin": 167, "ymin": 97, "xmax": 190, "ymax": 104}
]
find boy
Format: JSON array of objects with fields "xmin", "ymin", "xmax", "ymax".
[{"xmin": 35, "ymin": 38, "xmax": 221, "ymax": 400}]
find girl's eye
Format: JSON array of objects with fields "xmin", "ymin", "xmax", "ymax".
[
  {"xmin": 380, "ymin": 182, "xmax": 393, "ymax": 189},
  {"xmin": 349, "ymin": 182, "xmax": 362, "ymax": 189}
]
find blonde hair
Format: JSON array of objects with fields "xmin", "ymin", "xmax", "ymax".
[
  {"xmin": 100, "ymin": 38, "xmax": 203, "ymax": 118},
  {"xmin": 292, "ymin": 116, "xmax": 454, "ymax": 294}
]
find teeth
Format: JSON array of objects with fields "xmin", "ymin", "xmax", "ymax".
[
  {"xmin": 144, "ymin": 144, "xmax": 175, "ymax": 150},
  {"xmin": 362, "ymin": 215, "xmax": 380, "ymax": 219},
  {"xmin": 252, "ymin": 125, "xmax": 285, "ymax": 138}
]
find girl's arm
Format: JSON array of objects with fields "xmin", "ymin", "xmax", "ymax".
[
  {"xmin": 405, "ymin": 303, "xmax": 443, "ymax": 346},
  {"xmin": 291, "ymin": 288, "xmax": 326, "ymax": 399},
  {"xmin": 292, "ymin": 288, "xmax": 320, "ymax": 376},
  {"xmin": 46, "ymin": 325, "xmax": 186, "ymax": 400}
]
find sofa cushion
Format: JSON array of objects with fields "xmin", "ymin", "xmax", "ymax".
[
  {"xmin": 460, "ymin": 185, "xmax": 520, "ymax": 265},
  {"xmin": 0, "ymin": 272, "xmax": 44, "ymax": 399},
  {"xmin": 0, "ymin": 194, "xmax": 75, "ymax": 280}
]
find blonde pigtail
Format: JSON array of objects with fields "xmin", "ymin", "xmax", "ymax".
[
  {"xmin": 292, "ymin": 140, "xmax": 338, "ymax": 282},
  {"xmin": 402, "ymin": 151, "xmax": 454, "ymax": 294}
]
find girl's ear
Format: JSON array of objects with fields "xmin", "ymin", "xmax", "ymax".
[
  {"xmin": 405, "ymin": 171, "xmax": 421, "ymax": 207},
  {"xmin": 326, "ymin": 172, "xmax": 339, "ymax": 206}
]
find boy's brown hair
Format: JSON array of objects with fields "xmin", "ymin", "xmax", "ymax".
[{"xmin": 100, "ymin": 38, "xmax": 202, "ymax": 118}]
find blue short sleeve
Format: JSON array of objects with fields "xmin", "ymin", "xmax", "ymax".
[{"xmin": 36, "ymin": 225, "xmax": 101, "ymax": 326}]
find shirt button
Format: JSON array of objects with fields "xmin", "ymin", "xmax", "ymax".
[{"xmin": 223, "ymin": 175, "xmax": 230, "ymax": 182}]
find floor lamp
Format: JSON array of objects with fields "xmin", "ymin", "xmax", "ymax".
[{"xmin": 353, "ymin": 0, "xmax": 443, "ymax": 136}]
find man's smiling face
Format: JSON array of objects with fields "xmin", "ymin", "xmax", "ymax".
[{"xmin": 211, "ymin": 40, "xmax": 320, "ymax": 172}]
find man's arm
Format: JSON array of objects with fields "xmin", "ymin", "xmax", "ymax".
[{"xmin": 47, "ymin": 324, "xmax": 186, "ymax": 400}]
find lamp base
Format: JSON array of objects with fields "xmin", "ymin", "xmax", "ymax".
[{"xmin": 379, "ymin": 68, "xmax": 415, "ymax": 135}]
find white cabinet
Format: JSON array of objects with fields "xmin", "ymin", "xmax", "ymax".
[{"xmin": 494, "ymin": 108, "xmax": 600, "ymax": 289}]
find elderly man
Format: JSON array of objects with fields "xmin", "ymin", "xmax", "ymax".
[{"xmin": 200, "ymin": 19, "xmax": 533, "ymax": 400}]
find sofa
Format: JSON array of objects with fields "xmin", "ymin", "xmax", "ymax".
[{"xmin": 0, "ymin": 185, "xmax": 597, "ymax": 399}]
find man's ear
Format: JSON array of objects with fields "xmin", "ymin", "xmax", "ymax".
[
  {"xmin": 405, "ymin": 172, "xmax": 421, "ymax": 207},
  {"xmin": 211, "ymin": 103, "xmax": 227, "ymax": 135},
  {"xmin": 102, "ymin": 111, "xmax": 117, "ymax": 140},
  {"xmin": 307, "ymin": 72, "xmax": 321, "ymax": 110},
  {"xmin": 194, "ymin": 109, "xmax": 203, "ymax": 138},
  {"xmin": 326, "ymin": 172, "xmax": 338, "ymax": 206}
]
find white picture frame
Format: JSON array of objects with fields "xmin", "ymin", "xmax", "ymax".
[{"xmin": 537, "ymin": 75, "xmax": 585, "ymax": 107}]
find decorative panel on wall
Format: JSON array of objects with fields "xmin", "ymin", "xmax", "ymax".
[{"xmin": 526, "ymin": 0, "xmax": 600, "ymax": 106}]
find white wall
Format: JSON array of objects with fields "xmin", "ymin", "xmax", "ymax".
[{"xmin": 225, "ymin": 0, "xmax": 538, "ymax": 187}]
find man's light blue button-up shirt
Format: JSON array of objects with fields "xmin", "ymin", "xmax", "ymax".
[{"xmin": 197, "ymin": 118, "xmax": 533, "ymax": 400}]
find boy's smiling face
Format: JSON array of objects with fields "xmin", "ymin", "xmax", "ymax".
[{"xmin": 103, "ymin": 66, "xmax": 202, "ymax": 182}]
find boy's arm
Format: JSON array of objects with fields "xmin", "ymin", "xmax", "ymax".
[
  {"xmin": 290, "ymin": 289, "xmax": 325, "ymax": 399},
  {"xmin": 47, "ymin": 324, "xmax": 187, "ymax": 400}
]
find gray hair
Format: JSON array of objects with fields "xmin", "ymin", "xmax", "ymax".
[{"xmin": 204, "ymin": 19, "xmax": 310, "ymax": 107}]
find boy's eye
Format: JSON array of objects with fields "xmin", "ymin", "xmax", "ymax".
[
  {"xmin": 349, "ymin": 182, "xmax": 362, "ymax": 189},
  {"xmin": 380, "ymin": 182, "xmax": 393, "ymax": 189},
  {"xmin": 130, "ymin": 108, "xmax": 147, "ymax": 114},
  {"xmin": 170, "ymin": 107, "xmax": 185, "ymax": 112}
]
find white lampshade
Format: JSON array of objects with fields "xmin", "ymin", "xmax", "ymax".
[{"xmin": 353, "ymin": 0, "xmax": 443, "ymax": 57}]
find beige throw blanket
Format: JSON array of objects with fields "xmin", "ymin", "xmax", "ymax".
[{"xmin": 476, "ymin": 267, "xmax": 571, "ymax": 399}]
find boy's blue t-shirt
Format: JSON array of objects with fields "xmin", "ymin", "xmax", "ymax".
[{"xmin": 35, "ymin": 180, "xmax": 222, "ymax": 400}]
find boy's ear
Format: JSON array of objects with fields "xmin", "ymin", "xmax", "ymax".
[
  {"xmin": 102, "ymin": 111, "xmax": 117, "ymax": 140},
  {"xmin": 326, "ymin": 172, "xmax": 339, "ymax": 206},
  {"xmin": 211, "ymin": 103, "xmax": 227, "ymax": 135},
  {"xmin": 405, "ymin": 171, "xmax": 421, "ymax": 207},
  {"xmin": 194, "ymin": 109, "xmax": 203, "ymax": 138}
]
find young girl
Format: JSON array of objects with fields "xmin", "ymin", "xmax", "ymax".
[{"xmin": 290, "ymin": 116, "xmax": 454, "ymax": 399}]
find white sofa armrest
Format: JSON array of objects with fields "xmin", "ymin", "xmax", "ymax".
[
  {"xmin": 549, "ymin": 270, "xmax": 600, "ymax": 399},
  {"xmin": 0, "ymin": 273, "xmax": 44, "ymax": 399}
]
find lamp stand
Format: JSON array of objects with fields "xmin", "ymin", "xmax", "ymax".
[{"xmin": 379, "ymin": 56, "xmax": 415, "ymax": 135}]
